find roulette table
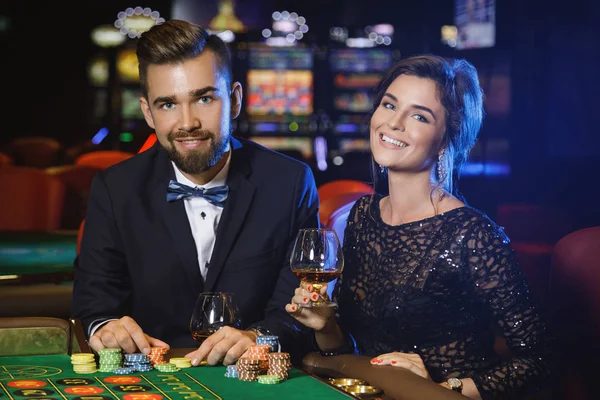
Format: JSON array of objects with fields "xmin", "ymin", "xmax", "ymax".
[{"xmin": 0, "ymin": 353, "xmax": 353, "ymax": 400}]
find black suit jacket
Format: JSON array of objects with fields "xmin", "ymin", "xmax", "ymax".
[{"xmin": 71, "ymin": 137, "xmax": 319, "ymax": 356}]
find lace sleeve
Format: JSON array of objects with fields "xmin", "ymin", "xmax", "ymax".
[{"xmin": 463, "ymin": 220, "xmax": 554, "ymax": 398}]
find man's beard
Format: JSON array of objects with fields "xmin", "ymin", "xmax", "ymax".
[{"xmin": 162, "ymin": 125, "xmax": 232, "ymax": 175}]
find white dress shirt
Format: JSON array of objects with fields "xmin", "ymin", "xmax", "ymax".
[
  {"xmin": 88, "ymin": 149, "xmax": 232, "ymax": 337},
  {"xmin": 172, "ymin": 150, "xmax": 231, "ymax": 280}
]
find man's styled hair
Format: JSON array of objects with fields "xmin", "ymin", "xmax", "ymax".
[{"xmin": 136, "ymin": 19, "xmax": 232, "ymax": 98}]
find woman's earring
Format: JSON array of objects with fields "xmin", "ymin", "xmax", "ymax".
[
  {"xmin": 437, "ymin": 150, "xmax": 446, "ymax": 200},
  {"xmin": 379, "ymin": 164, "xmax": 387, "ymax": 174}
]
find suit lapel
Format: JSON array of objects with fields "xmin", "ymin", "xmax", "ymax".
[
  {"xmin": 151, "ymin": 146, "xmax": 203, "ymax": 294},
  {"xmin": 204, "ymin": 139, "xmax": 255, "ymax": 291}
]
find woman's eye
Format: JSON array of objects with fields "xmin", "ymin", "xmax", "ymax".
[
  {"xmin": 382, "ymin": 102, "xmax": 395, "ymax": 111},
  {"xmin": 413, "ymin": 114, "xmax": 428, "ymax": 123}
]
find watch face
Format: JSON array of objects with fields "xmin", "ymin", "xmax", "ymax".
[{"xmin": 447, "ymin": 377, "xmax": 462, "ymax": 388}]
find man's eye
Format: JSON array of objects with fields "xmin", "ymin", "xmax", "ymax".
[{"xmin": 199, "ymin": 97, "xmax": 213, "ymax": 104}]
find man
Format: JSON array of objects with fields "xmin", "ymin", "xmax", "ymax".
[{"xmin": 71, "ymin": 20, "xmax": 319, "ymax": 366}]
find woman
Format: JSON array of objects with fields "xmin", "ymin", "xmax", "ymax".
[{"xmin": 286, "ymin": 55, "xmax": 553, "ymax": 399}]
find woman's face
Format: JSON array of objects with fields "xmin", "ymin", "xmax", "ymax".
[{"xmin": 370, "ymin": 74, "xmax": 447, "ymax": 175}]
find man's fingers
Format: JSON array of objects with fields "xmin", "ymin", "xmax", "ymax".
[
  {"xmin": 88, "ymin": 335, "xmax": 106, "ymax": 352},
  {"xmin": 121, "ymin": 319, "xmax": 151, "ymax": 354},
  {"xmin": 98, "ymin": 329, "xmax": 122, "ymax": 349},
  {"xmin": 187, "ymin": 329, "xmax": 226, "ymax": 366},
  {"xmin": 223, "ymin": 340, "xmax": 253, "ymax": 366},
  {"xmin": 146, "ymin": 335, "xmax": 170, "ymax": 351},
  {"xmin": 206, "ymin": 339, "xmax": 234, "ymax": 365}
]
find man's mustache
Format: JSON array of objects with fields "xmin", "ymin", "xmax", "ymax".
[{"xmin": 168, "ymin": 130, "xmax": 214, "ymax": 141}]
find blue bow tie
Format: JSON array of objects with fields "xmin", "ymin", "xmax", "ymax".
[{"xmin": 166, "ymin": 180, "xmax": 229, "ymax": 207}]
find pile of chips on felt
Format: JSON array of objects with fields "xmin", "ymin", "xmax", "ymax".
[
  {"xmin": 98, "ymin": 348, "xmax": 123, "ymax": 372},
  {"xmin": 227, "ymin": 336, "xmax": 292, "ymax": 384},
  {"xmin": 72, "ymin": 347, "xmax": 181, "ymax": 375},
  {"xmin": 169, "ymin": 357, "xmax": 193, "ymax": 369},
  {"xmin": 256, "ymin": 335, "xmax": 279, "ymax": 352},
  {"xmin": 71, "ymin": 353, "xmax": 97, "ymax": 374},
  {"xmin": 119, "ymin": 353, "xmax": 154, "ymax": 373},
  {"xmin": 148, "ymin": 346, "xmax": 168, "ymax": 365}
]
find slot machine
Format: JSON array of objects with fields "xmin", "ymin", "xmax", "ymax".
[
  {"xmin": 325, "ymin": 32, "xmax": 400, "ymax": 182},
  {"xmin": 235, "ymin": 43, "xmax": 320, "ymax": 171}
]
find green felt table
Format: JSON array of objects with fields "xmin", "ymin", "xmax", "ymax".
[
  {"xmin": 0, "ymin": 354, "xmax": 353, "ymax": 399},
  {"xmin": 0, "ymin": 231, "xmax": 77, "ymax": 277}
]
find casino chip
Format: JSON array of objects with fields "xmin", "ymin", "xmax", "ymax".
[
  {"xmin": 98, "ymin": 348, "xmax": 123, "ymax": 373},
  {"xmin": 234, "ymin": 336, "xmax": 291, "ymax": 383},
  {"xmin": 224, "ymin": 364, "xmax": 239, "ymax": 378},
  {"xmin": 148, "ymin": 346, "xmax": 168, "ymax": 365},
  {"xmin": 169, "ymin": 357, "xmax": 192, "ymax": 369},
  {"xmin": 113, "ymin": 367, "xmax": 136, "ymax": 375},
  {"xmin": 256, "ymin": 335, "xmax": 280, "ymax": 352},
  {"xmin": 124, "ymin": 353, "xmax": 154, "ymax": 372},
  {"xmin": 71, "ymin": 352, "xmax": 97, "ymax": 374}
]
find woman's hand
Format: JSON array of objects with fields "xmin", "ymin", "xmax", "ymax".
[
  {"xmin": 285, "ymin": 283, "xmax": 335, "ymax": 331},
  {"xmin": 370, "ymin": 352, "xmax": 431, "ymax": 380}
]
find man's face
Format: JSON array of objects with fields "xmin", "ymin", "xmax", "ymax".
[{"xmin": 140, "ymin": 50, "xmax": 242, "ymax": 175}]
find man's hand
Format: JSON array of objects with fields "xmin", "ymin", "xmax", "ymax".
[
  {"xmin": 89, "ymin": 316, "xmax": 170, "ymax": 354},
  {"xmin": 184, "ymin": 326, "xmax": 256, "ymax": 366}
]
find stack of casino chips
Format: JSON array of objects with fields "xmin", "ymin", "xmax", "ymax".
[
  {"xmin": 98, "ymin": 348, "xmax": 123, "ymax": 373},
  {"xmin": 257, "ymin": 374, "xmax": 283, "ymax": 385},
  {"xmin": 267, "ymin": 352, "xmax": 292, "ymax": 381},
  {"xmin": 256, "ymin": 335, "xmax": 279, "ymax": 352},
  {"xmin": 148, "ymin": 346, "xmax": 168, "ymax": 365},
  {"xmin": 224, "ymin": 364, "xmax": 239, "ymax": 379},
  {"xmin": 169, "ymin": 357, "xmax": 193, "ymax": 369},
  {"xmin": 235, "ymin": 344, "xmax": 270, "ymax": 381},
  {"xmin": 236, "ymin": 357, "xmax": 264, "ymax": 381},
  {"xmin": 123, "ymin": 353, "xmax": 154, "ymax": 372},
  {"xmin": 155, "ymin": 362, "xmax": 180, "ymax": 373},
  {"xmin": 71, "ymin": 353, "xmax": 97, "ymax": 374}
]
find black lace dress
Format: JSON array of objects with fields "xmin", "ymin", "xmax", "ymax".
[{"xmin": 334, "ymin": 194, "xmax": 553, "ymax": 399}]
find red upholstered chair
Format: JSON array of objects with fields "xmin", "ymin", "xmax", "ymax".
[
  {"xmin": 319, "ymin": 192, "xmax": 370, "ymax": 230},
  {"xmin": 0, "ymin": 152, "xmax": 14, "ymax": 166},
  {"xmin": 496, "ymin": 203, "xmax": 574, "ymax": 311},
  {"xmin": 550, "ymin": 226, "xmax": 600, "ymax": 399},
  {"xmin": 76, "ymin": 219, "xmax": 85, "ymax": 255},
  {"xmin": 0, "ymin": 166, "xmax": 65, "ymax": 230},
  {"xmin": 7, "ymin": 136, "xmax": 62, "ymax": 168},
  {"xmin": 46, "ymin": 165, "xmax": 102, "ymax": 229},
  {"xmin": 318, "ymin": 180, "xmax": 374, "ymax": 204},
  {"xmin": 75, "ymin": 150, "xmax": 135, "ymax": 170},
  {"xmin": 138, "ymin": 133, "xmax": 157, "ymax": 153}
]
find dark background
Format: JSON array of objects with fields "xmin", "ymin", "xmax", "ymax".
[{"xmin": 2, "ymin": 0, "xmax": 599, "ymax": 228}]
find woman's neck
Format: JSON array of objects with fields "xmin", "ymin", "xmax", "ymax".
[{"xmin": 383, "ymin": 171, "xmax": 442, "ymax": 226}]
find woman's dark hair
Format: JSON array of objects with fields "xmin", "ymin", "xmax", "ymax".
[
  {"xmin": 371, "ymin": 55, "xmax": 484, "ymax": 196},
  {"xmin": 136, "ymin": 19, "xmax": 232, "ymax": 99}
]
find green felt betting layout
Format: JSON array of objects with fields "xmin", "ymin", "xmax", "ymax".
[{"xmin": 0, "ymin": 355, "xmax": 351, "ymax": 399}]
